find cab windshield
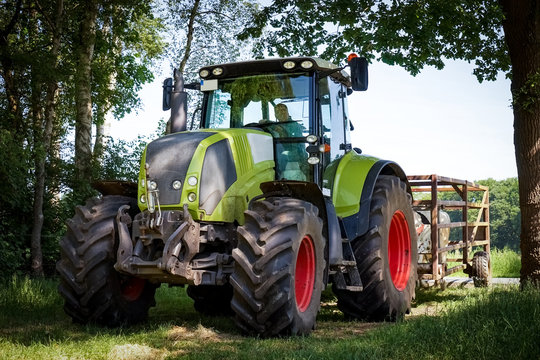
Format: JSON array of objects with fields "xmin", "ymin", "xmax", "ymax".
[{"xmin": 203, "ymin": 73, "xmax": 311, "ymax": 135}]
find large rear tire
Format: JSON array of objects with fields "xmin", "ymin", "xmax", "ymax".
[
  {"xmin": 56, "ymin": 195, "xmax": 157, "ymax": 326},
  {"xmin": 333, "ymin": 175, "xmax": 417, "ymax": 321},
  {"xmin": 230, "ymin": 198, "xmax": 325, "ymax": 336}
]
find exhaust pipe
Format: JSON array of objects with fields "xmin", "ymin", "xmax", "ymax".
[{"xmin": 170, "ymin": 69, "xmax": 188, "ymax": 133}]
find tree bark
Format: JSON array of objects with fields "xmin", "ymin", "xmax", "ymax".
[
  {"xmin": 74, "ymin": 0, "xmax": 98, "ymax": 191},
  {"xmin": 29, "ymin": 0, "xmax": 64, "ymax": 276},
  {"xmin": 500, "ymin": 0, "xmax": 540, "ymax": 285}
]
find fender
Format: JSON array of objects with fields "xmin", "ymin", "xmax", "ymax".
[
  {"xmin": 92, "ymin": 180, "xmax": 138, "ymax": 197},
  {"xmin": 327, "ymin": 151, "xmax": 411, "ymax": 241}
]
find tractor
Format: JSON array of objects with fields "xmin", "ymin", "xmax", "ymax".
[{"xmin": 57, "ymin": 55, "xmax": 418, "ymax": 336}]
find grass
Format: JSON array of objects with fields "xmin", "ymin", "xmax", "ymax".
[
  {"xmin": 0, "ymin": 274, "xmax": 538, "ymax": 360},
  {"xmin": 447, "ymin": 247, "xmax": 521, "ymax": 278}
]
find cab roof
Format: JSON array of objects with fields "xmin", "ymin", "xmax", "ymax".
[{"xmin": 198, "ymin": 57, "xmax": 351, "ymax": 88}]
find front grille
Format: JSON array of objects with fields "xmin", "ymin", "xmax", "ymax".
[{"xmin": 145, "ymin": 132, "xmax": 215, "ymax": 205}]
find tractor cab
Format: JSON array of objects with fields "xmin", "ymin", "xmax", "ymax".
[{"xmin": 197, "ymin": 57, "xmax": 365, "ymax": 184}]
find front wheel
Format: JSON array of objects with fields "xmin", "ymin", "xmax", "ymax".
[
  {"xmin": 56, "ymin": 196, "xmax": 157, "ymax": 326},
  {"xmin": 230, "ymin": 198, "xmax": 326, "ymax": 336},
  {"xmin": 333, "ymin": 175, "xmax": 417, "ymax": 321}
]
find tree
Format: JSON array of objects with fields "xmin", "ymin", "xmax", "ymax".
[
  {"xmin": 0, "ymin": 0, "xmax": 163, "ymax": 277},
  {"xmin": 158, "ymin": 0, "xmax": 257, "ymax": 128},
  {"xmin": 239, "ymin": 0, "xmax": 540, "ymax": 285}
]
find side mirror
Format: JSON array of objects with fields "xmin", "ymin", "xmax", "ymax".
[
  {"xmin": 162, "ymin": 77, "xmax": 173, "ymax": 111},
  {"xmin": 349, "ymin": 57, "xmax": 368, "ymax": 91}
]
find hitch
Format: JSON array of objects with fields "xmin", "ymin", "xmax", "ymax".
[{"xmin": 114, "ymin": 204, "xmax": 233, "ymax": 285}]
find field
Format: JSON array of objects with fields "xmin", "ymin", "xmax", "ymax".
[{"xmin": 0, "ymin": 250, "xmax": 537, "ymax": 360}]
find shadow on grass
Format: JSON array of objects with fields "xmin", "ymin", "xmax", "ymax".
[
  {"xmin": 2, "ymin": 277, "xmax": 539, "ymax": 360},
  {"xmin": 0, "ymin": 280, "xmax": 239, "ymax": 347}
]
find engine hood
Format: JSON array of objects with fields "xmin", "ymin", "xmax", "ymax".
[{"xmin": 138, "ymin": 129, "xmax": 275, "ymax": 223}]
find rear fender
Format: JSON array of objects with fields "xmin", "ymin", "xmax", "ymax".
[{"xmin": 328, "ymin": 152, "xmax": 411, "ymax": 240}]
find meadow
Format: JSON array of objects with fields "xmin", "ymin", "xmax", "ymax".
[{"xmin": 0, "ymin": 249, "xmax": 536, "ymax": 360}]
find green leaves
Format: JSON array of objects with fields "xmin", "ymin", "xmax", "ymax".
[{"xmin": 238, "ymin": 0, "xmax": 510, "ymax": 80}]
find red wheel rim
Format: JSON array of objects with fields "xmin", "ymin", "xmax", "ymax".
[
  {"xmin": 295, "ymin": 235, "xmax": 316, "ymax": 312},
  {"xmin": 121, "ymin": 277, "xmax": 145, "ymax": 301},
  {"xmin": 388, "ymin": 210, "xmax": 411, "ymax": 291}
]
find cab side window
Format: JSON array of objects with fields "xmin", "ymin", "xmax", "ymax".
[{"xmin": 320, "ymin": 77, "xmax": 347, "ymax": 167}]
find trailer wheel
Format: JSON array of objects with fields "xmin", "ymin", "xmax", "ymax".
[
  {"xmin": 187, "ymin": 284, "xmax": 234, "ymax": 315},
  {"xmin": 471, "ymin": 251, "xmax": 491, "ymax": 287},
  {"xmin": 333, "ymin": 175, "xmax": 417, "ymax": 321},
  {"xmin": 230, "ymin": 198, "xmax": 325, "ymax": 336},
  {"xmin": 56, "ymin": 196, "xmax": 157, "ymax": 326}
]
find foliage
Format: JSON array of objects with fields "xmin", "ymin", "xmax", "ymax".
[
  {"xmin": 156, "ymin": 0, "xmax": 258, "ymax": 128},
  {"xmin": 98, "ymin": 120, "xmax": 166, "ymax": 182},
  {"xmin": 1, "ymin": 277, "xmax": 539, "ymax": 359},
  {"xmin": 239, "ymin": 0, "xmax": 510, "ymax": 81},
  {"xmin": 477, "ymin": 178, "xmax": 520, "ymax": 250},
  {"xmin": 0, "ymin": 0, "xmax": 164, "ymax": 277}
]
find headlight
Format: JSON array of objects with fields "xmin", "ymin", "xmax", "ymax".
[
  {"xmin": 212, "ymin": 67, "xmax": 223, "ymax": 76},
  {"xmin": 187, "ymin": 176, "xmax": 198, "ymax": 186},
  {"xmin": 199, "ymin": 69, "xmax": 210, "ymax": 78},
  {"xmin": 148, "ymin": 181, "xmax": 158, "ymax": 191},
  {"xmin": 188, "ymin": 192, "xmax": 197, "ymax": 202},
  {"xmin": 283, "ymin": 61, "xmax": 295, "ymax": 69},
  {"xmin": 307, "ymin": 156, "xmax": 320, "ymax": 165},
  {"xmin": 300, "ymin": 60, "xmax": 314, "ymax": 69},
  {"xmin": 172, "ymin": 180, "xmax": 182, "ymax": 190}
]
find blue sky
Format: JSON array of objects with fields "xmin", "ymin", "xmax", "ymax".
[{"xmin": 111, "ymin": 59, "xmax": 516, "ymax": 181}]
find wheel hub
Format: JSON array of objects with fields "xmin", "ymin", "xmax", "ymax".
[
  {"xmin": 295, "ymin": 235, "xmax": 316, "ymax": 312},
  {"xmin": 121, "ymin": 277, "xmax": 146, "ymax": 301},
  {"xmin": 388, "ymin": 210, "xmax": 411, "ymax": 291}
]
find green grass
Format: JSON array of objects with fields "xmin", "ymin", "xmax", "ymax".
[
  {"xmin": 1, "ymin": 275, "xmax": 539, "ymax": 359},
  {"xmin": 447, "ymin": 248, "xmax": 520, "ymax": 278}
]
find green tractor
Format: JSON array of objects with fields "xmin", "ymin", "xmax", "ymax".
[{"xmin": 57, "ymin": 55, "xmax": 417, "ymax": 336}]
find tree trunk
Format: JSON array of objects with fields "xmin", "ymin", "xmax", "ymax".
[
  {"xmin": 500, "ymin": 0, "xmax": 540, "ymax": 285},
  {"xmin": 93, "ymin": 11, "xmax": 114, "ymax": 164},
  {"xmin": 74, "ymin": 0, "xmax": 98, "ymax": 192},
  {"xmin": 29, "ymin": 6, "xmax": 45, "ymax": 277},
  {"xmin": 29, "ymin": 0, "xmax": 64, "ymax": 276}
]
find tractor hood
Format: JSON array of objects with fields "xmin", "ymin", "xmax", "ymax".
[{"xmin": 138, "ymin": 129, "xmax": 275, "ymax": 223}]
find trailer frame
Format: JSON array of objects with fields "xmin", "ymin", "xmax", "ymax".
[{"xmin": 407, "ymin": 175, "xmax": 490, "ymax": 283}]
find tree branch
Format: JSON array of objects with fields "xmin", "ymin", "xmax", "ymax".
[{"xmin": 178, "ymin": 0, "xmax": 200, "ymax": 73}]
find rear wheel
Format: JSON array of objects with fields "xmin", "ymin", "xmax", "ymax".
[
  {"xmin": 56, "ymin": 196, "xmax": 157, "ymax": 326},
  {"xmin": 333, "ymin": 175, "xmax": 417, "ymax": 321},
  {"xmin": 471, "ymin": 251, "xmax": 491, "ymax": 287},
  {"xmin": 230, "ymin": 198, "xmax": 325, "ymax": 336}
]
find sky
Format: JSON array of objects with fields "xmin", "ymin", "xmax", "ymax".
[{"xmin": 111, "ymin": 59, "xmax": 517, "ymax": 181}]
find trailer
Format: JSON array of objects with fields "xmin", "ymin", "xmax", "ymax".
[{"xmin": 407, "ymin": 175, "xmax": 491, "ymax": 287}]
